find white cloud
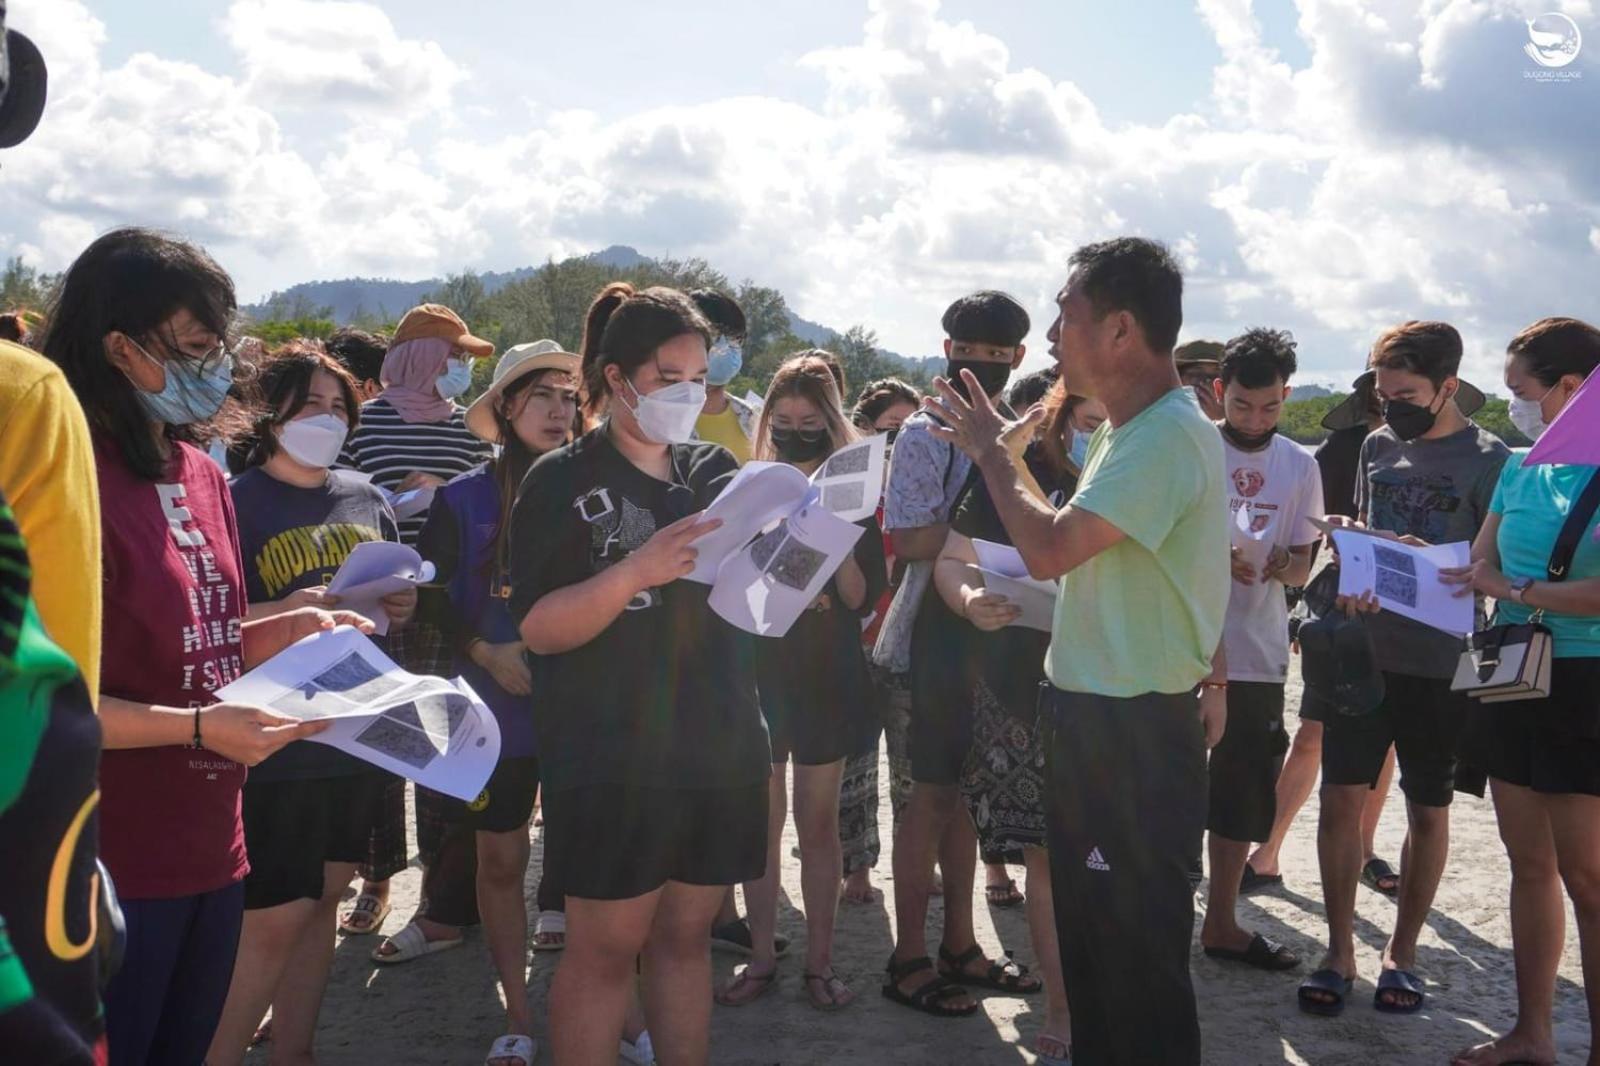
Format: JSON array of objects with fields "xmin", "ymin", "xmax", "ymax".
[{"xmin": 0, "ymin": 0, "xmax": 1596, "ymax": 383}]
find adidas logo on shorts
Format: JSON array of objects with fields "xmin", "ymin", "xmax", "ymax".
[{"xmin": 1085, "ymin": 847, "xmax": 1111, "ymax": 872}]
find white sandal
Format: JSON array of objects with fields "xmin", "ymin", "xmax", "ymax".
[
  {"xmin": 532, "ymin": 910, "xmax": 566, "ymax": 952},
  {"xmin": 619, "ymin": 1031, "xmax": 655, "ymax": 1066},
  {"xmin": 370, "ymin": 921, "xmax": 463, "ymax": 965},
  {"xmin": 484, "ymin": 1033, "xmax": 538, "ymax": 1066}
]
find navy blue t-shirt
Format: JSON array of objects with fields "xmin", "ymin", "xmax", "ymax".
[{"xmin": 229, "ymin": 466, "xmax": 401, "ymax": 781}]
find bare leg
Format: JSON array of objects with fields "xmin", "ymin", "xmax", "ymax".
[
  {"xmin": 1547, "ymin": 792, "xmax": 1600, "ymax": 1066},
  {"xmin": 206, "ymin": 897, "xmax": 316, "ymax": 1066},
  {"xmin": 1307, "ymin": 782, "xmax": 1366, "ymax": 1003},
  {"xmin": 713, "ymin": 885, "xmax": 740, "ymax": 929},
  {"xmin": 1361, "ymin": 747, "xmax": 1397, "ymax": 862},
  {"xmin": 551, "ymin": 892, "xmax": 659, "ymax": 1066},
  {"xmin": 1453, "ymin": 780, "xmax": 1559, "ymax": 1066},
  {"xmin": 794, "ymin": 760, "xmax": 852, "ymax": 1007},
  {"xmin": 477, "ymin": 827, "xmax": 535, "ymax": 1042},
  {"xmin": 1379, "ymin": 800, "xmax": 1450, "ymax": 1008},
  {"xmin": 1248, "ymin": 720, "xmax": 1321, "ymax": 877},
  {"xmin": 887, "ymin": 783, "xmax": 973, "ymax": 1008},
  {"xmin": 721, "ymin": 768, "xmax": 785, "ymax": 1003},
  {"xmin": 1200, "ymin": 834, "xmax": 1255, "ymax": 952},
  {"xmin": 266, "ymin": 862, "xmax": 360, "ymax": 1066},
  {"xmin": 642, "ymin": 882, "xmax": 728, "ymax": 1066},
  {"xmin": 1022, "ymin": 846, "xmax": 1070, "ymax": 1048}
]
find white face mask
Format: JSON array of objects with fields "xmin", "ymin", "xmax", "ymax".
[
  {"xmin": 279, "ymin": 412, "xmax": 349, "ymax": 469},
  {"xmin": 1507, "ymin": 384, "xmax": 1556, "ymax": 442},
  {"xmin": 621, "ymin": 377, "xmax": 706, "ymax": 444},
  {"xmin": 436, "ymin": 358, "xmax": 474, "ymax": 400}
]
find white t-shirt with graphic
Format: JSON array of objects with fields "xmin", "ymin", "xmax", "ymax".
[{"xmin": 1221, "ymin": 433, "xmax": 1324, "ymax": 683}]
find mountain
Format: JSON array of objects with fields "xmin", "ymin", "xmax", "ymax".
[
  {"xmin": 242, "ymin": 244, "xmax": 649, "ymax": 324},
  {"xmin": 1290, "ymin": 383, "xmax": 1333, "ymax": 400}
]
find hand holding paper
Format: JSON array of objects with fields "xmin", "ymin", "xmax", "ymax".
[
  {"xmin": 326, "ymin": 541, "xmax": 437, "ymax": 635},
  {"xmin": 971, "ymin": 539, "xmax": 1057, "ymax": 633},
  {"xmin": 1331, "ymin": 529, "xmax": 1473, "ymax": 635}
]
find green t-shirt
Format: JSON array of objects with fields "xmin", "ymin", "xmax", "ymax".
[{"xmin": 1045, "ymin": 387, "xmax": 1230, "ymax": 697}]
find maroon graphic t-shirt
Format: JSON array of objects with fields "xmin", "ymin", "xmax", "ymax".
[{"xmin": 96, "ymin": 438, "xmax": 249, "ymax": 900}]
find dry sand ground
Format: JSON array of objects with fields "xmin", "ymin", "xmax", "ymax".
[{"xmin": 252, "ymin": 667, "xmax": 1592, "ymax": 1066}]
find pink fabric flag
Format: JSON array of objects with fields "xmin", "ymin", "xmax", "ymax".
[{"xmin": 1525, "ymin": 370, "xmax": 1600, "ymax": 466}]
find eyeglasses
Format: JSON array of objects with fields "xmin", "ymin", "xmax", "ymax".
[{"xmin": 153, "ymin": 335, "xmax": 233, "ymax": 376}]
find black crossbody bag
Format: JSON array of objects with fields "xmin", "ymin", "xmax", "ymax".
[{"xmin": 1451, "ymin": 470, "xmax": 1600, "ymax": 702}]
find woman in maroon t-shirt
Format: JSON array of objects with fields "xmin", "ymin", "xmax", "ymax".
[{"xmin": 42, "ymin": 228, "xmax": 373, "ymax": 1066}]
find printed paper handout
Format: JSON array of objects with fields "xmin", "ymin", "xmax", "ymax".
[
  {"xmin": 218, "ymin": 625, "xmax": 500, "ymax": 801},
  {"xmin": 326, "ymin": 540, "xmax": 436, "ymax": 635},
  {"xmin": 384, "ymin": 485, "xmax": 436, "ymax": 521},
  {"xmin": 1331, "ymin": 529, "xmax": 1473, "ymax": 636},
  {"xmin": 685, "ymin": 434, "xmax": 885, "ymax": 637},
  {"xmin": 971, "ymin": 539, "xmax": 1057, "ymax": 633}
]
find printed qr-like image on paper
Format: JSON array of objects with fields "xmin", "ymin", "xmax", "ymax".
[
  {"xmin": 355, "ymin": 712, "xmax": 443, "ymax": 769},
  {"xmin": 767, "ymin": 538, "xmax": 828, "ymax": 591},
  {"xmin": 1375, "ymin": 566, "xmax": 1420, "ymax": 608}
]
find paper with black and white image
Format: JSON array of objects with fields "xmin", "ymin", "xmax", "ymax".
[
  {"xmin": 218, "ymin": 625, "xmax": 500, "ymax": 800},
  {"xmin": 807, "ymin": 433, "xmax": 886, "ymax": 523},
  {"xmin": 707, "ymin": 501, "xmax": 865, "ymax": 637},
  {"xmin": 325, "ymin": 540, "xmax": 436, "ymax": 635},
  {"xmin": 1231, "ymin": 503, "xmax": 1278, "ymax": 571},
  {"xmin": 1331, "ymin": 529, "xmax": 1473, "ymax": 635},
  {"xmin": 971, "ymin": 538, "xmax": 1058, "ymax": 633},
  {"xmin": 685, "ymin": 461, "xmax": 815, "ymax": 585}
]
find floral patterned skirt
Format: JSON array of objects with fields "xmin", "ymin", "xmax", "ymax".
[{"xmin": 959, "ymin": 677, "xmax": 1048, "ymax": 853}]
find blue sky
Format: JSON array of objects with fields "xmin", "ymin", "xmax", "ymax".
[{"xmin": 3, "ymin": 1, "xmax": 1597, "ymax": 385}]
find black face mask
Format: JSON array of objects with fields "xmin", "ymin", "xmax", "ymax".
[
  {"xmin": 1221, "ymin": 421, "xmax": 1277, "ymax": 451},
  {"xmin": 1382, "ymin": 395, "xmax": 1442, "ymax": 442},
  {"xmin": 771, "ymin": 427, "xmax": 831, "ymax": 463},
  {"xmin": 946, "ymin": 360, "xmax": 1012, "ymax": 402},
  {"xmin": 882, "ymin": 428, "xmax": 900, "ymax": 451}
]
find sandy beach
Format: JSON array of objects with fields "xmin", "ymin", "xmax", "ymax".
[{"xmin": 251, "ymin": 666, "xmax": 1592, "ymax": 1066}]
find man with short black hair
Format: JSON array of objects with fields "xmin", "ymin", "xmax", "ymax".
[
  {"xmin": 1198, "ymin": 328, "xmax": 1322, "ymax": 974},
  {"xmin": 929, "ymin": 238, "xmax": 1228, "ymax": 1064},
  {"xmin": 1298, "ymin": 320, "xmax": 1509, "ymax": 1018},
  {"xmin": 324, "ymin": 327, "xmax": 388, "ymax": 403}
]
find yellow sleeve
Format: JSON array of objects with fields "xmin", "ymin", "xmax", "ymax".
[{"xmin": 0, "ymin": 354, "xmax": 102, "ymax": 703}]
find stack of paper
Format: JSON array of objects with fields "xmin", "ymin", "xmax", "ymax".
[
  {"xmin": 1330, "ymin": 529, "xmax": 1473, "ymax": 635},
  {"xmin": 971, "ymin": 539, "xmax": 1058, "ymax": 633},
  {"xmin": 327, "ymin": 541, "xmax": 436, "ymax": 635}
]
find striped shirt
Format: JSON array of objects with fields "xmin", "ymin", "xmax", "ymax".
[{"xmin": 338, "ymin": 397, "xmax": 493, "ymax": 545}]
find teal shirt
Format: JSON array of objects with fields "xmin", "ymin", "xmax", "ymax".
[
  {"xmin": 1046, "ymin": 388, "xmax": 1230, "ymax": 697},
  {"xmin": 1490, "ymin": 452, "xmax": 1600, "ymax": 657}
]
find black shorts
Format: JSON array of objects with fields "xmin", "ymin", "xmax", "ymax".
[
  {"xmin": 460, "ymin": 756, "xmax": 541, "ymax": 833},
  {"xmin": 1461, "ymin": 658, "xmax": 1600, "ymax": 797},
  {"xmin": 242, "ymin": 772, "xmax": 392, "ymax": 910},
  {"xmin": 543, "ymin": 781, "xmax": 769, "ymax": 901},
  {"xmin": 1207, "ymin": 682, "xmax": 1289, "ymax": 842},
  {"xmin": 1321, "ymin": 672, "xmax": 1467, "ymax": 808}
]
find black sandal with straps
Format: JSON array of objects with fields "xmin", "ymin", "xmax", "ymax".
[
  {"xmin": 937, "ymin": 944, "xmax": 1042, "ymax": 995},
  {"xmin": 881, "ymin": 955, "xmax": 978, "ymax": 1017}
]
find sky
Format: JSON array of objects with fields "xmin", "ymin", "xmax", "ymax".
[{"xmin": 1, "ymin": 0, "xmax": 1597, "ymax": 385}]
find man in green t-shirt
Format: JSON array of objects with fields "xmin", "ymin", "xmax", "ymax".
[{"xmin": 927, "ymin": 237, "xmax": 1229, "ymax": 1066}]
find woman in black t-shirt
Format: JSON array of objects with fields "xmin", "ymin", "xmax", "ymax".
[
  {"xmin": 931, "ymin": 381, "xmax": 1103, "ymax": 1066},
  {"xmin": 717, "ymin": 356, "xmax": 886, "ymax": 1012},
  {"xmin": 509, "ymin": 283, "xmax": 771, "ymax": 1065}
]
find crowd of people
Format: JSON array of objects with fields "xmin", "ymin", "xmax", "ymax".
[{"xmin": 0, "ymin": 225, "xmax": 1598, "ymax": 1066}]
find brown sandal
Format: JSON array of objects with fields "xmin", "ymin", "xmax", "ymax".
[{"xmin": 715, "ymin": 965, "xmax": 778, "ymax": 1007}]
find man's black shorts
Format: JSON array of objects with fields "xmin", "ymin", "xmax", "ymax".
[
  {"xmin": 1207, "ymin": 682, "xmax": 1289, "ymax": 842},
  {"xmin": 242, "ymin": 772, "xmax": 392, "ymax": 910},
  {"xmin": 1321, "ymin": 672, "xmax": 1467, "ymax": 808}
]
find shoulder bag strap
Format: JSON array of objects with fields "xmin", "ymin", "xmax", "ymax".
[{"xmin": 1547, "ymin": 469, "xmax": 1600, "ymax": 582}]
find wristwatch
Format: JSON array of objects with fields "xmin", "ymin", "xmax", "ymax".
[{"xmin": 1510, "ymin": 577, "xmax": 1535, "ymax": 605}]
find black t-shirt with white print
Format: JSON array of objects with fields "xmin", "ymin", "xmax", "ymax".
[{"xmin": 508, "ymin": 427, "xmax": 771, "ymax": 793}]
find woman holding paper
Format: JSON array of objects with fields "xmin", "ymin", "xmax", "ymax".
[
  {"xmin": 716, "ymin": 355, "xmax": 886, "ymax": 1011},
  {"xmin": 41, "ymin": 228, "xmax": 377, "ymax": 1066},
  {"xmin": 510, "ymin": 283, "xmax": 770, "ymax": 1066},
  {"xmin": 1445, "ymin": 318, "xmax": 1600, "ymax": 1066},
  {"xmin": 930, "ymin": 382, "xmax": 1104, "ymax": 1065},
  {"xmin": 334, "ymin": 304, "xmax": 494, "ymax": 944},
  {"xmin": 206, "ymin": 343, "xmax": 418, "ymax": 1066}
]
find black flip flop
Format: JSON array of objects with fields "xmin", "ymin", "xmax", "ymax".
[
  {"xmin": 1204, "ymin": 933, "xmax": 1301, "ymax": 972},
  {"xmin": 1362, "ymin": 857, "xmax": 1400, "ymax": 898},
  {"xmin": 1374, "ymin": 968, "xmax": 1426, "ymax": 1014},
  {"xmin": 1239, "ymin": 864, "xmax": 1284, "ymax": 894},
  {"xmin": 1298, "ymin": 968, "xmax": 1354, "ymax": 1016},
  {"xmin": 937, "ymin": 944, "xmax": 1042, "ymax": 995},
  {"xmin": 881, "ymin": 956, "xmax": 978, "ymax": 1018}
]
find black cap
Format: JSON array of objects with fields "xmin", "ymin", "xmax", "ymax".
[
  {"xmin": 0, "ymin": 22, "xmax": 48, "ymax": 150},
  {"xmin": 1320, "ymin": 368, "xmax": 1486, "ymax": 432}
]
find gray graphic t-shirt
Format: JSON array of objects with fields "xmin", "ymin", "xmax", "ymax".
[{"xmin": 1355, "ymin": 422, "xmax": 1510, "ymax": 677}]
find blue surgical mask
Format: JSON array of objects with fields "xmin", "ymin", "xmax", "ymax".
[
  {"xmin": 1068, "ymin": 430, "xmax": 1089, "ymax": 470},
  {"xmin": 436, "ymin": 357, "xmax": 474, "ymax": 400},
  {"xmin": 127, "ymin": 338, "xmax": 234, "ymax": 426},
  {"xmin": 706, "ymin": 337, "xmax": 743, "ymax": 387}
]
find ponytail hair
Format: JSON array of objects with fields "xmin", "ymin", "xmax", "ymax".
[{"xmin": 579, "ymin": 282, "xmax": 712, "ymax": 418}]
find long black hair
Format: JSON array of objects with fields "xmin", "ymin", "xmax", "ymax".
[
  {"xmin": 41, "ymin": 227, "xmax": 237, "ymax": 481},
  {"xmin": 489, "ymin": 368, "xmax": 577, "ymax": 581}
]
